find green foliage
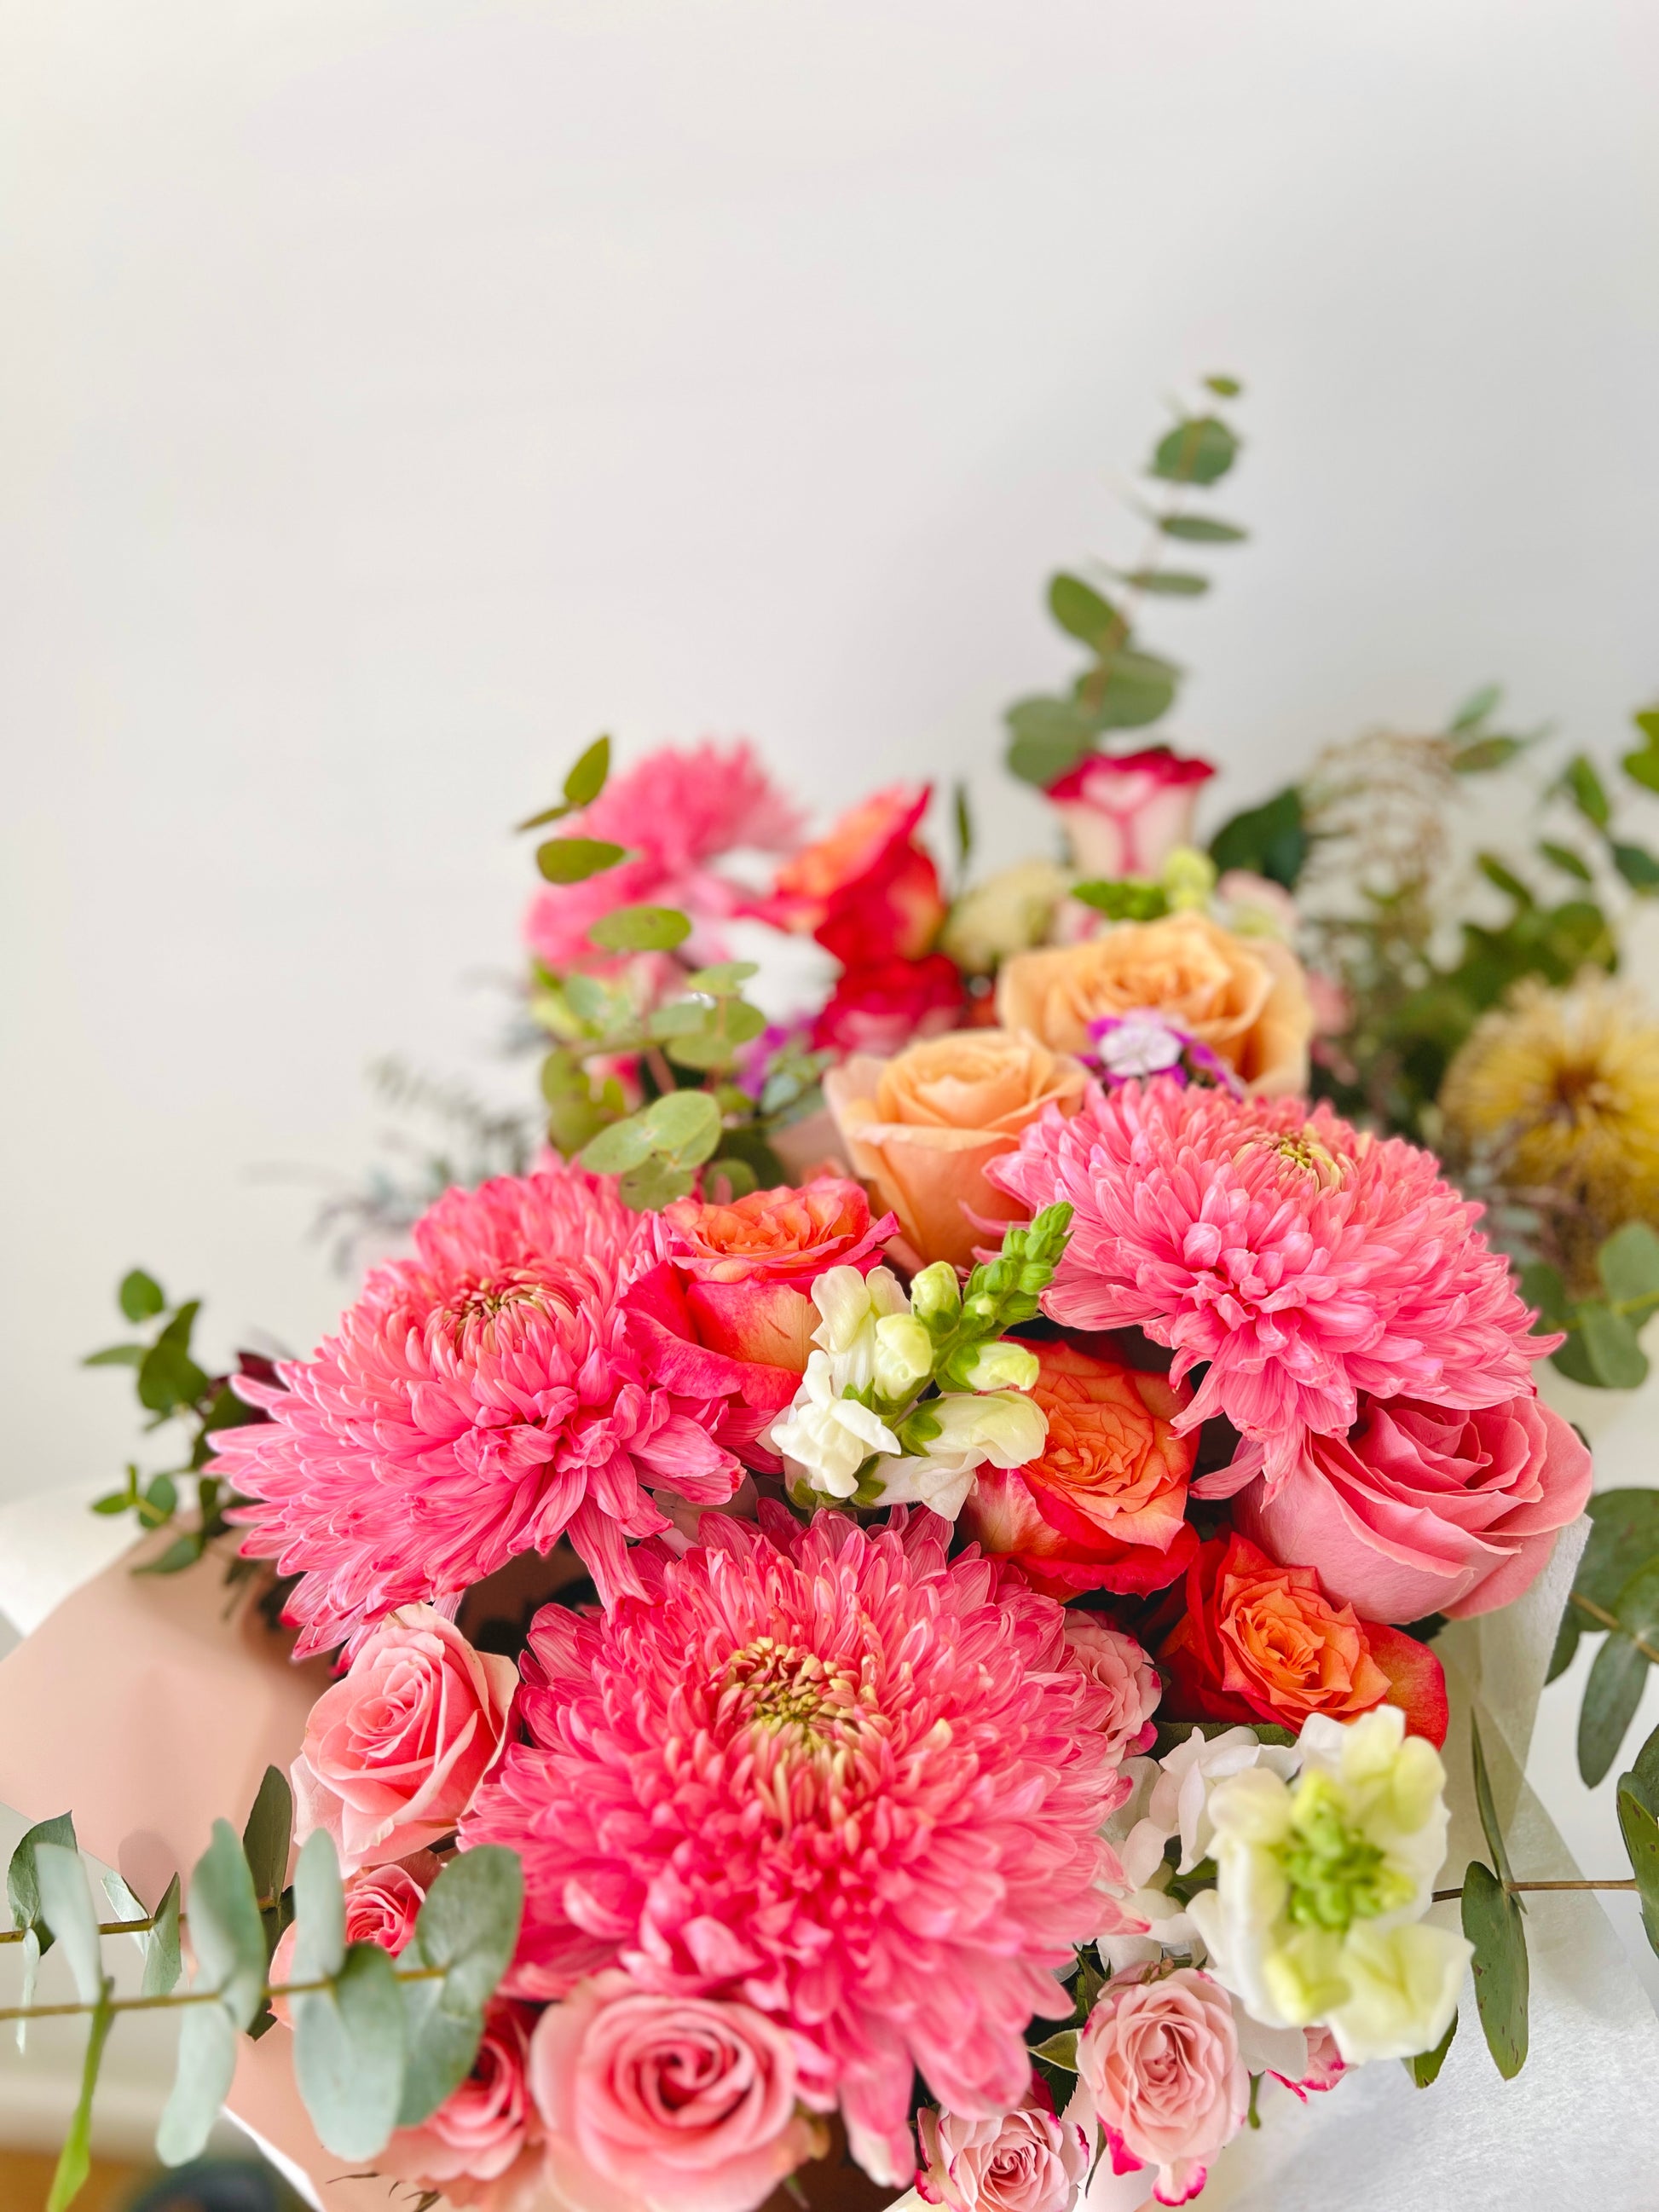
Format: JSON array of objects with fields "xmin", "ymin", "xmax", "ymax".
[
  {"xmin": 588, "ymin": 904, "xmax": 692, "ymax": 953},
  {"xmin": 188, "ymin": 1821, "xmax": 268, "ymax": 2032},
  {"xmin": 1071, "ymin": 879, "xmax": 1171, "ymax": 922},
  {"xmin": 397, "ymin": 1847, "xmax": 524, "ymax": 2128},
  {"xmin": 1005, "ymin": 383, "xmax": 1245, "ymax": 786},
  {"xmin": 1469, "ymin": 1719, "xmax": 1515, "ymax": 1890},
  {"xmin": 142, "ymin": 1875, "xmax": 182, "ymax": 1999},
  {"xmin": 1208, "ymin": 786, "xmax": 1306, "ymax": 890},
  {"xmin": 1527, "ymin": 1223, "xmax": 1659, "ymax": 1394},
  {"xmin": 157, "ymin": 2005, "xmax": 239, "ymax": 2167},
  {"xmin": 49, "ymin": 1989, "xmax": 113, "ymax": 2212},
  {"xmin": 8, "ymin": 1812, "xmax": 78, "ymax": 1963},
  {"xmin": 1616, "ymin": 1720, "xmax": 1659, "ymax": 1955},
  {"xmin": 1462, "ymin": 1858, "xmax": 1529, "ymax": 2079},
  {"xmin": 1611, "ymin": 841, "xmax": 1659, "ymax": 892},
  {"xmin": 515, "ymin": 734, "xmax": 611, "ymax": 829},
  {"xmin": 118, "ymin": 1269, "xmax": 166, "ymax": 1322},
  {"xmin": 1406, "ymin": 2010, "xmax": 1458, "ymax": 2088},
  {"xmin": 1621, "ymin": 705, "xmax": 1659, "ymax": 793},
  {"xmin": 535, "ymin": 835, "xmax": 627, "ymax": 884},
  {"xmin": 1564, "ymin": 754, "xmax": 1610, "ymax": 829},
  {"xmin": 1551, "ymin": 1492, "xmax": 1659, "ymax": 1783},
  {"xmin": 34, "ymin": 1847, "xmax": 104, "ymax": 2005},
  {"xmin": 294, "ymin": 1943, "xmax": 408, "ymax": 2160}
]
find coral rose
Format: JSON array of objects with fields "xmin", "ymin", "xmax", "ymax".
[
  {"xmin": 380, "ymin": 2001, "xmax": 541, "ymax": 2206},
  {"xmin": 824, "ymin": 1030, "xmax": 1090, "ymax": 1270},
  {"xmin": 529, "ymin": 1971, "xmax": 832, "ymax": 2212},
  {"xmin": 1231, "ymin": 1389, "xmax": 1593, "ymax": 1624},
  {"xmin": 995, "ymin": 911, "xmax": 1312, "ymax": 1095},
  {"xmin": 958, "ymin": 1340, "xmax": 1198, "ymax": 1598},
  {"xmin": 1077, "ymin": 1965, "xmax": 1247, "ymax": 2208},
  {"xmin": 916, "ymin": 2095, "xmax": 1090, "ymax": 2212},
  {"xmin": 661, "ymin": 1177, "xmax": 897, "ymax": 1372},
  {"xmin": 1158, "ymin": 1532, "xmax": 1448, "ymax": 1744},
  {"xmin": 759, "ymin": 783, "xmax": 947, "ymax": 967},
  {"xmin": 292, "ymin": 1606, "xmax": 517, "ymax": 1873},
  {"xmin": 1044, "ymin": 748, "xmax": 1217, "ymax": 881}
]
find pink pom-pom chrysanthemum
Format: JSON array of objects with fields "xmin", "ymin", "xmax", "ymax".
[
  {"xmin": 524, "ymin": 739, "xmax": 803, "ymax": 972},
  {"xmin": 988, "ymin": 1077, "xmax": 1553, "ymax": 1490},
  {"xmin": 460, "ymin": 1506, "xmax": 1126, "ymax": 2188},
  {"xmin": 214, "ymin": 1167, "xmax": 745, "ymax": 1656}
]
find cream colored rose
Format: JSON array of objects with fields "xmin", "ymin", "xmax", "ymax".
[
  {"xmin": 824, "ymin": 1029, "xmax": 1090, "ymax": 1270},
  {"xmin": 939, "ymin": 859, "xmax": 1074, "ymax": 975},
  {"xmin": 995, "ymin": 910, "xmax": 1313, "ymax": 1096}
]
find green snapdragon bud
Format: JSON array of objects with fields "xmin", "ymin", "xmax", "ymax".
[{"xmin": 910, "ymin": 1261, "xmax": 962, "ymax": 1327}]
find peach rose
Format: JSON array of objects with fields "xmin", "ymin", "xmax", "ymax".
[
  {"xmin": 292, "ymin": 1605, "xmax": 517, "ymax": 1873},
  {"xmin": 1158, "ymin": 1532, "xmax": 1448, "ymax": 1744},
  {"xmin": 916, "ymin": 2096, "xmax": 1090, "ymax": 2212},
  {"xmin": 959, "ymin": 1340, "xmax": 1197, "ymax": 1598},
  {"xmin": 380, "ymin": 2001, "xmax": 542, "ymax": 2206},
  {"xmin": 1077, "ymin": 1965, "xmax": 1246, "ymax": 2207},
  {"xmin": 662, "ymin": 1178, "xmax": 897, "ymax": 1372},
  {"xmin": 1234, "ymin": 1389, "xmax": 1593, "ymax": 1625},
  {"xmin": 824, "ymin": 1029, "xmax": 1090, "ymax": 1270},
  {"xmin": 530, "ymin": 1971, "xmax": 832, "ymax": 2212},
  {"xmin": 995, "ymin": 910, "xmax": 1313, "ymax": 1096}
]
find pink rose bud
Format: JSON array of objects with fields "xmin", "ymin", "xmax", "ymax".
[
  {"xmin": 1078, "ymin": 1966, "xmax": 1247, "ymax": 2208},
  {"xmin": 268, "ymin": 1850, "xmax": 437, "ymax": 2024},
  {"xmin": 529, "ymin": 1970, "xmax": 834, "ymax": 2212},
  {"xmin": 379, "ymin": 2001, "xmax": 540, "ymax": 2200},
  {"xmin": 916, "ymin": 2097, "xmax": 1090, "ymax": 2212},
  {"xmin": 292, "ymin": 1605, "xmax": 517, "ymax": 1873},
  {"xmin": 1061, "ymin": 1616, "xmax": 1162, "ymax": 1764}
]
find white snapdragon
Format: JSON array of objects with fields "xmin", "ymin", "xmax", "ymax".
[
  {"xmin": 956, "ymin": 1339, "xmax": 1041, "ymax": 1394},
  {"xmin": 1186, "ymin": 1707, "xmax": 1471, "ymax": 2065},
  {"xmin": 809, "ymin": 1264, "xmax": 911, "ymax": 1389},
  {"xmin": 766, "ymin": 1352, "xmax": 901, "ymax": 1501},
  {"xmin": 873, "ymin": 1389, "xmax": 1048, "ymax": 1520}
]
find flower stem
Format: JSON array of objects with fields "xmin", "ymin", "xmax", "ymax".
[
  {"xmin": 0, "ymin": 1963, "xmax": 446, "ymax": 2024},
  {"xmin": 1571, "ymin": 1591, "xmax": 1659, "ymax": 1666},
  {"xmin": 1430, "ymin": 1878, "xmax": 1640, "ymax": 1903}
]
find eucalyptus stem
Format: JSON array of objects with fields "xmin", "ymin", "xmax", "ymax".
[
  {"xmin": 0, "ymin": 1963, "xmax": 447, "ymax": 2024},
  {"xmin": 1571, "ymin": 1591, "xmax": 1659, "ymax": 1666},
  {"xmin": 0, "ymin": 1917, "xmax": 152, "ymax": 1945},
  {"xmin": 1431, "ymin": 1877, "xmax": 1640, "ymax": 1903}
]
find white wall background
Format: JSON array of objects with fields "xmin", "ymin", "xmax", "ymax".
[{"xmin": 3, "ymin": 0, "xmax": 1657, "ymax": 1499}]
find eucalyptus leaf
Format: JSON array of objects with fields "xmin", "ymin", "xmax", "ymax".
[
  {"xmin": 1613, "ymin": 841, "xmax": 1659, "ymax": 893},
  {"xmin": 1119, "ymin": 569, "xmax": 1209, "ymax": 596},
  {"xmin": 1616, "ymin": 1787, "xmax": 1659, "ymax": 1958},
  {"xmin": 1078, "ymin": 648, "xmax": 1180, "ymax": 731},
  {"xmin": 684, "ymin": 962, "xmax": 759, "ymax": 995},
  {"xmin": 118, "ymin": 1270, "xmax": 166, "ymax": 1322},
  {"xmin": 1159, "ymin": 514, "xmax": 1246, "ymax": 543},
  {"xmin": 1452, "ymin": 735, "xmax": 1524, "ymax": 774},
  {"xmin": 1461, "ymin": 1859, "xmax": 1529, "ymax": 2079},
  {"xmin": 1469, "ymin": 1718, "xmax": 1514, "ymax": 1890},
  {"xmin": 294, "ymin": 1941, "xmax": 408, "ymax": 2161},
  {"xmin": 49, "ymin": 1989, "xmax": 113, "ymax": 2212},
  {"xmin": 563, "ymin": 973, "xmax": 614, "ymax": 1025},
  {"xmin": 1629, "ymin": 1718, "xmax": 1659, "ymax": 1808},
  {"xmin": 1579, "ymin": 1302, "xmax": 1649, "ymax": 1389},
  {"xmin": 1537, "ymin": 840, "xmax": 1593, "ymax": 882},
  {"xmin": 1576, "ymin": 1489, "xmax": 1659, "ymax": 1609},
  {"xmin": 7, "ymin": 1811, "xmax": 77, "ymax": 1960},
  {"xmin": 535, "ymin": 836, "xmax": 627, "ymax": 885},
  {"xmin": 577, "ymin": 1116, "xmax": 659, "ymax": 1175},
  {"xmin": 1150, "ymin": 415, "xmax": 1238, "ymax": 486},
  {"xmin": 292, "ymin": 1830, "xmax": 346, "ymax": 1984},
  {"xmin": 1546, "ymin": 1604, "xmax": 1581, "ymax": 1684},
  {"xmin": 83, "ymin": 1345, "xmax": 146, "ymax": 1370},
  {"xmin": 1517, "ymin": 1259, "xmax": 1570, "ymax": 1331},
  {"xmin": 643, "ymin": 1089, "xmax": 722, "ymax": 1158},
  {"xmin": 1579, "ymin": 1632, "xmax": 1650, "ymax": 1788},
  {"xmin": 564, "ymin": 733, "xmax": 611, "ymax": 809},
  {"xmin": 188, "ymin": 1820, "xmax": 268, "ymax": 2030},
  {"xmin": 33, "ymin": 1845, "xmax": 104, "ymax": 2004},
  {"xmin": 588, "ymin": 904, "xmax": 692, "ymax": 953},
  {"xmin": 1406, "ymin": 2007, "xmax": 1458, "ymax": 2088},
  {"xmin": 618, "ymin": 1158, "xmax": 698, "ymax": 1210},
  {"xmin": 1477, "ymin": 853, "xmax": 1532, "ymax": 905},
  {"xmin": 1004, "ymin": 695, "xmax": 1098, "ymax": 787},
  {"xmin": 156, "ymin": 2001, "xmax": 238, "ymax": 2166},
  {"xmin": 143, "ymin": 1874, "xmax": 182, "ymax": 1999},
  {"xmin": 1204, "ymin": 373, "xmax": 1243, "ymax": 396},
  {"xmin": 1564, "ymin": 754, "xmax": 1610, "ymax": 829},
  {"xmin": 1598, "ymin": 1222, "xmax": 1659, "ymax": 1311},
  {"xmin": 1048, "ymin": 573, "xmax": 1120, "ymax": 646},
  {"xmin": 397, "ymin": 1847, "xmax": 523, "ymax": 2124},
  {"xmin": 1622, "ymin": 715, "xmax": 1659, "ymax": 794},
  {"xmin": 1451, "ymin": 683, "xmax": 1502, "ymax": 731},
  {"xmin": 240, "ymin": 1767, "xmax": 292, "ymax": 1913},
  {"xmin": 136, "ymin": 1337, "xmax": 210, "ymax": 1418}
]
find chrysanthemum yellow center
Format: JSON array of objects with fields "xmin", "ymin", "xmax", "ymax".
[
  {"xmin": 441, "ymin": 1271, "xmax": 554, "ymax": 1346},
  {"xmin": 1240, "ymin": 1127, "xmax": 1350, "ymax": 1191},
  {"xmin": 718, "ymin": 1637, "xmax": 873, "ymax": 1746}
]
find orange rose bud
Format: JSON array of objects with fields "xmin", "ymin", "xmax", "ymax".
[
  {"xmin": 1158, "ymin": 1531, "xmax": 1448, "ymax": 1745},
  {"xmin": 824, "ymin": 1028, "xmax": 1090, "ymax": 1271},
  {"xmin": 960, "ymin": 1339, "xmax": 1199, "ymax": 1599}
]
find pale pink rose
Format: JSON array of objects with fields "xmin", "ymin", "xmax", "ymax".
[
  {"xmin": 1061, "ymin": 1616, "xmax": 1162, "ymax": 1764},
  {"xmin": 916, "ymin": 2097, "xmax": 1089, "ymax": 2212},
  {"xmin": 269, "ymin": 1851, "xmax": 436, "ymax": 2024},
  {"xmin": 1045, "ymin": 750, "xmax": 1217, "ymax": 881},
  {"xmin": 292, "ymin": 1605, "xmax": 517, "ymax": 1873},
  {"xmin": 529, "ymin": 1971, "xmax": 833, "ymax": 2212},
  {"xmin": 380, "ymin": 2001, "xmax": 540, "ymax": 2203},
  {"xmin": 1077, "ymin": 1967, "xmax": 1246, "ymax": 2208},
  {"xmin": 1234, "ymin": 1389, "xmax": 1593, "ymax": 1623}
]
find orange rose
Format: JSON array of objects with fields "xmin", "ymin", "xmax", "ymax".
[
  {"xmin": 960, "ymin": 1339, "xmax": 1198, "ymax": 1597},
  {"xmin": 996, "ymin": 910, "xmax": 1313, "ymax": 1095},
  {"xmin": 823, "ymin": 1028, "xmax": 1090, "ymax": 1269},
  {"xmin": 1158, "ymin": 1533, "xmax": 1448, "ymax": 1742}
]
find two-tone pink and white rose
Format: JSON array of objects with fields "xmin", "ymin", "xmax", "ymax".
[
  {"xmin": 916, "ymin": 2096, "xmax": 1089, "ymax": 2212},
  {"xmin": 529, "ymin": 1971, "xmax": 833, "ymax": 2212},
  {"xmin": 292, "ymin": 1605, "xmax": 517, "ymax": 1873},
  {"xmin": 1077, "ymin": 1966, "xmax": 1247, "ymax": 2209},
  {"xmin": 1045, "ymin": 750, "xmax": 1217, "ymax": 881},
  {"xmin": 1227, "ymin": 1388, "xmax": 1592, "ymax": 1623}
]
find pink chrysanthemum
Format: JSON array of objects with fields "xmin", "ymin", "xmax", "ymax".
[
  {"xmin": 989, "ymin": 1077, "xmax": 1552, "ymax": 1488},
  {"xmin": 525, "ymin": 740, "xmax": 803, "ymax": 970},
  {"xmin": 461, "ymin": 1507, "xmax": 1124, "ymax": 2187},
  {"xmin": 215, "ymin": 1167, "xmax": 745, "ymax": 1656}
]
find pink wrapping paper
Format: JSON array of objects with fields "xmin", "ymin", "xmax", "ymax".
[{"xmin": 0, "ymin": 1533, "xmax": 396, "ymax": 2207}]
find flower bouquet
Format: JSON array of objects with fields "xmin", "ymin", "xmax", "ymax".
[{"xmin": 5, "ymin": 378, "xmax": 1659, "ymax": 2212}]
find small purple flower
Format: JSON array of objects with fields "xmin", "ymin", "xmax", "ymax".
[{"xmin": 1087, "ymin": 1009, "xmax": 1245, "ymax": 1097}]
